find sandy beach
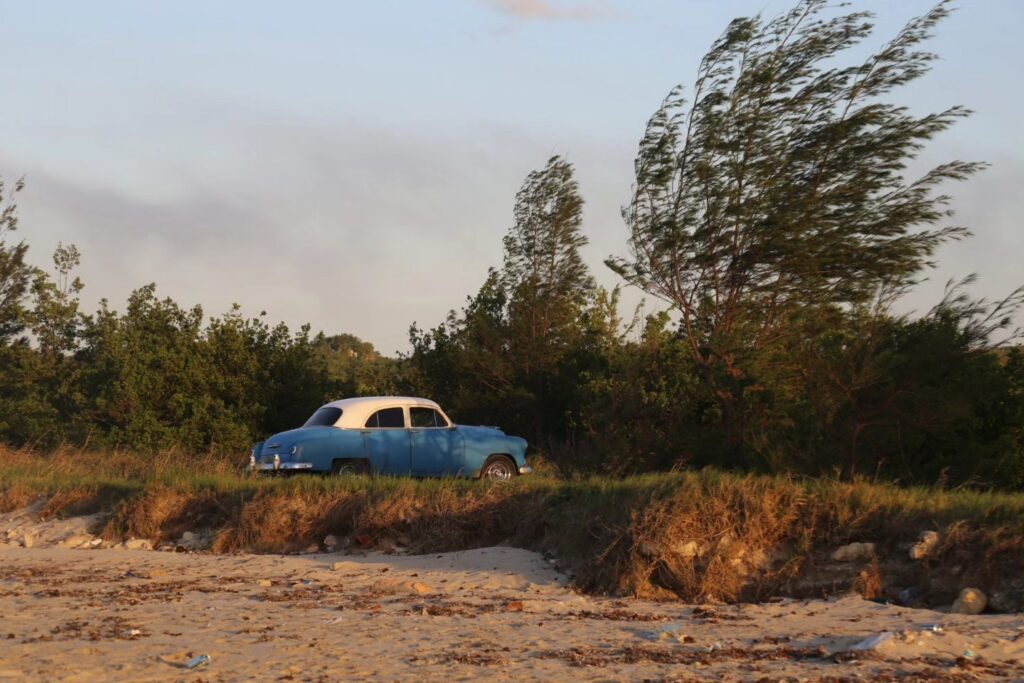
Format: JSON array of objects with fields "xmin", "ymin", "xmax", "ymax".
[{"xmin": 1, "ymin": 536, "xmax": 1022, "ymax": 682}]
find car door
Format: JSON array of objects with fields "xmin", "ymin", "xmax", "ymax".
[
  {"xmin": 361, "ymin": 406, "xmax": 411, "ymax": 474},
  {"xmin": 409, "ymin": 407, "xmax": 463, "ymax": 476}
]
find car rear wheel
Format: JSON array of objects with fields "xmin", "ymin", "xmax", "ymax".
[
  {"xmin": 480, "ymin": 455, "xmax": 515, "ymax": 482},
  {"xmin": 331, "ymin": 459, "xmax": 369, "ymax": 476}
]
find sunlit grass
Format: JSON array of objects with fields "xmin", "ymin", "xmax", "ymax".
[{"xmin": 3, "ymin": 444, "xmax": 1022, "ymax": 602}]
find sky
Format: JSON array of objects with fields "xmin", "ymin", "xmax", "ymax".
[{"xmin": 1, "ymin": 0, "xmax": 1022, "ymax": 354}]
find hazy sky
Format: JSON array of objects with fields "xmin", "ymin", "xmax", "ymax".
[{"xmin": 2, "ymin": 0, "xmax": 1021, "ymax": 353}]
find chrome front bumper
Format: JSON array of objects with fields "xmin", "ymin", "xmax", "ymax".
[
  {"xmin": 252, "ymin": 462, "xmax": 313, "ymax": 472},
  {"xmin": 518, "ymin": 465, "xmax": 534, "ymax": 475},
  {"xmin": 248, "ymin": 453, "xmax": 313, "ymax": 472}
]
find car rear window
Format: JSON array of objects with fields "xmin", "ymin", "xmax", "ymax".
[{"xmin": 303, "ymin": 407, "xmax": 343, "ymax": 427}]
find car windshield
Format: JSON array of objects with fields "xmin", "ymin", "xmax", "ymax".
[{"xmin": 303, "ymin": 407, "xmax": 343, "ymax": 427}]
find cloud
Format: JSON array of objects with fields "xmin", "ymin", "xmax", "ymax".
[
  {"xmin": 4, "ymin": 116, "xmax": 631, "ymax": 355},
  {"xmin": 482, "ymin": 0, "xmax": 612, "ymax": 22}
]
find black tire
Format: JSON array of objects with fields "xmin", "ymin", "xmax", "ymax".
[
  {"xmin": 480, "ymin": 455, "xmax": 516, "ymax": 482},
  {"xmin": 331, "ymin": 459, "xmax": 369, "ymax": 476}
]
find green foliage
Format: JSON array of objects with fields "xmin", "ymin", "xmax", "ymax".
[
  {"xmin": 316, "ymin": 333, "xmax": 409, "ymax": 397},
  {"xmin": 0, "ymin": 176, "xmax": 33, "ymax": 344},
  {"xmin": 609, "ymin": 0, "xmax": 982, "ymax": 456},
  {"xmin": 1, "ymin": 273, "xmax": 338, "ymax": 453},
  {"xmin": 746, "ymin": 290, "xmax": 1024, "ymax": 486}
]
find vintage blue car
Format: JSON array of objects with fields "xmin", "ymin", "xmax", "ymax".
[{"xmin": 248, "ymin": 396, "xmax": 531, "ymax": 480}]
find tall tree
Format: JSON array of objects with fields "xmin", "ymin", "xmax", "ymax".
[
  {"xmin": 30, "ymin": 243, "xmax": 84, "ymax": 358},
  {"xmin": 503, "ymin": 155, "xmax": 593, "ymax": 312},
  {"xmin": 503, "ymin": 155, "xmax": 594, "ymax": 430},
  {"xmin": 409, "ymin": 156, "xmax": 595, "ymax": 443},
  {"xmin": 0, "ymin": 176, "xmax": 33, "ymax": 344},
  {"xmin": 608, "ymin": 0, "xmax": 982, "ymax": 454}
]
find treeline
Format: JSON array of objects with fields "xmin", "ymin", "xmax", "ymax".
[{"xmin": 1, "ymin": 0, "xmax": 1022, "ymax": 487}]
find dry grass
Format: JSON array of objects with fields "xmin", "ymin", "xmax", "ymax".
[{"xmin": 3, "ymin": 444, "xmax": 1024, "ymax": 605}]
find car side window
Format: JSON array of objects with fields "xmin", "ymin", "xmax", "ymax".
[
  {"xmin": 366, "ymin": 407, "xmax": 404, "ymax": 429},
  {"xmin": 410, "ymin": 407, "xmax": 441, "ymax": 428},
  {"xmin": 410, "ymin": 407, "xmax": 449, "ymax": 428}
]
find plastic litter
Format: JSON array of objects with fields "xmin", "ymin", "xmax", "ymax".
[
  {"xmin": 655, "ymin": 624, "xmax": 695, "ymax": 643},
  {"xmin": 657, "ymin": 623, "xmax": 682, "ymax": 638},
  {"xmin": 920, "ymin": 624, "xmax": 943, "ymax": 633},
  {"xmin": 186, "ymin": 655, "xmax": 211, "ymax": 670},
  {"xmin": 963, "ymin": 649, "xmax": 977, "ymax": 659},
  {"xmin": 849, "ymin": 632, "xmax": 894, "ymax": 651}
]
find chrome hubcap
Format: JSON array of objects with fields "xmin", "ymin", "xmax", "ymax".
[{"xmin": 485, "ymin": 462, "xmax": 513, "ymax": 481}]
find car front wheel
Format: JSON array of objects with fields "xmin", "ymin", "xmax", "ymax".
[
  {"xmin": 331, "ymin": 459, "xmax": 369, "ymax": 476},
  {"xmin": 480, "ymin": 456, "xmax": 516, "ymax": 482}
]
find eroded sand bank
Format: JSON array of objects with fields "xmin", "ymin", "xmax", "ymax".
[{"xmin": 1, "ymin": 541, "xmax": 1023, "ymax": 682}]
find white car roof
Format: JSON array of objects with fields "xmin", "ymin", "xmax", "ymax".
[{"xmin": 319, "ymin": 396, "xmax": 447, "ymax": 429}]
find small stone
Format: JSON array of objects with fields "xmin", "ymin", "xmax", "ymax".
[
  {"xmin": 638, "ymin": 542, "xmax": 660, "ymax": 558},
  {"xmin": 323, "ymin": 535, "xmax": 340, "ymax": 551},
  {"xmin": 176, "ymin": 530, "xmax": 213, "ymax": 551},
  {"xmin": 59, "ymin": 535, "xmax": 92, "ymax": 549},
  {"xmin": 20, "ymin": 534, "xmax": 34, "ymax": 549},
  {"xmin": 302, "ymin": 544, "xmax": 320, "ymax": 554},
  {"xmin": 411, "ymin": 582, "xmax": 432, "ymax": 595},
  {"xmin": 830, "ymin": 542, "xmax": 876, "ymax": 562},
  {"xmin": 988, "ymin": 579, "xmax": 1024, "ymax": 613},
  {"xmin": 951, "ymin": 587, "xmax": 987, "ymax": 615},
  {"xmin": 672, "ymin": 541, "xmax": 702, "ymax": 558},
  {"xmin": 716, "ymin": 534, "xmax": 736, "ymax": 553},
  {"xmin": 909, "ymin": 531, "xmax": 940, "ymax": 561},
  {"xmin": 258, "ymin": 579, "xmax": 273, "ymax": 588},
  {"xmin": 123, "ymin": 538, "xmax": 153, "ymax": 551}
]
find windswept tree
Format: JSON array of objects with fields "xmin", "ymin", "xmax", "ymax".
[
  {"xmin": 503, "ymin": 155, "xmax": 593, "ymax": 323},
  {"xmin": 608, "ymin": 0, "xmax": 983, "ymax": 454},
  {"xmin": 503, "ymin": 156, "xmax": 594, "ymax": 438},
  {"xmin": 411, "ymin": 156, "xmax": 595, "ymax": 442},
  {"xmin": 0, "ymin": 176, "xmax": 32, "ymax": 344}
]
